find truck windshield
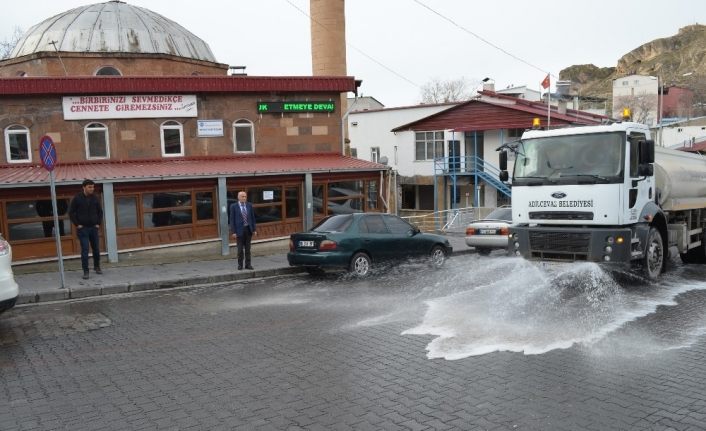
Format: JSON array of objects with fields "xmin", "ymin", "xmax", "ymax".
[{"xmin": 513, "ymin": 132, "xmax": 625, "ymax": 185}]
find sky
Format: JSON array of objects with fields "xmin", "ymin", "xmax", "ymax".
[{"xmin": 1, "ymin": 0, "xmax": 704, "ymax": 107}]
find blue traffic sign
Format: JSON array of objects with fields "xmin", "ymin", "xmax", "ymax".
[{"xmin": 39, "ymin": 135, "xmax": 57, "ymax": 171}]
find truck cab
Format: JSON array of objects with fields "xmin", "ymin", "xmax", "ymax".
[{"xmin": 500, "ymin": 122, "xmax": 667, "ymax": 278}]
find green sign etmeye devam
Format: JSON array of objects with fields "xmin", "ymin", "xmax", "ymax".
[{"xmin": 257, "ymin": 102, "xmax": 335, "ymax": 114}]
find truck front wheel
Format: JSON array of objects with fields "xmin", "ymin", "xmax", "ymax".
[{"xmin": 642, "ymin": 227, "xmax": 664, "ymax": 279}]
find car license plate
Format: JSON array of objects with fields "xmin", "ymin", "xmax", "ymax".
[
  {"xmin": 479, "ymin": 229, "xmax": 496, "ymax": 235},
  {"xmin": 299, "ymin": 240, "xmax": 315, "ymax": 247}
]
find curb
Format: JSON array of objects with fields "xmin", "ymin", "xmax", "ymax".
[
  {"xmin": 17, "ymin": 249, "xmax": 474, "ymax": 306},
  {"xmin": 17, "ymin": 267, "xmax": 304, "ymax": 305}
]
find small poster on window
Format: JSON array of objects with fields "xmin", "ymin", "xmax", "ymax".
[{"xmin": 263, "ymin": 190, "xmax": 274, "ymax": 201}]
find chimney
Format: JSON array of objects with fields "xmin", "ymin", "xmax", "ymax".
[{"xmin": 558, "ymin": 100, "xmax": 567, "ymax": 114}]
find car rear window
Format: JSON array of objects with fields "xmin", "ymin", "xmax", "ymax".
[
  {"xmin": 313, "ymin": 214, "xmax": 353, "ymax": 232},
  {"xmin": 486, "ymin": 208, "xmax": 512, "ymax": 221}
]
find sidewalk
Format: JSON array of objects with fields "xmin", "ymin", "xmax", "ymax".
[{"xmin": 14, "ymin": 234, "xmax": 471, "ymax": 305}]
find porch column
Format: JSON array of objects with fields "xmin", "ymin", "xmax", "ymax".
[
  {"xmin": 102, "ymin": 182, "xmax": 118, "ymax": 263},
  {"xmin": 218, "ymin": 177, "xmax": 230, "ymax": 256},
  {"xmin": 304, "ymin": 173, "xmax": 313, "ymax": 231}
]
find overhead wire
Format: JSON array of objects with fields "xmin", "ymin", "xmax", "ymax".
[{"xmin": 410, "ymin": 0, "xmax": 555, "ymax": 80}]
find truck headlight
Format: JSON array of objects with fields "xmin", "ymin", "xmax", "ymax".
[
  {"xmin": 606, "ymin": 236, "xmax": 614, "ymax": 245},
  {"xmin": 604, "ymin": 246, "xmax": 612, "ymax": 254}
]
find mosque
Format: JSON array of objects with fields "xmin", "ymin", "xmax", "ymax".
[{"xmin": 0, "ymin": 0, "xmax": 388, "ymax": 262}]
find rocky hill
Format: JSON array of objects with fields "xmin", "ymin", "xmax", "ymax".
[{"xmin": 559, "ymin": 24, "xmax": 706, "ymax": 109}]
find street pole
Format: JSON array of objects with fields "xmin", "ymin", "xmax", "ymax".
[{"xmin": 49, "ymin": 170, "xmax": 66, "ymax": 289}]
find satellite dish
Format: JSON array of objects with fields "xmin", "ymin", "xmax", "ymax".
[{"xmin": 379, "ymin": 156, "xmax": 388, "ymax": 165}]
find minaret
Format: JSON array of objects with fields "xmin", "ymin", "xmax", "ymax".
[
  {"xmin": 310, "ymin": 0, "xmax": 347, "ymax": 76},
  {"xmin": 310, "ymin": 0, "xmax": 350, "ymax": 154}
]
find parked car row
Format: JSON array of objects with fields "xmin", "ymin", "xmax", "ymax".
[
  {"xmin": 287, "ymin": 207, "xmax": 514, "ymax": 277},
  {"xmin": 287, "ymin": 213, "xmax": 452, "ymax": 277},
  {"xmin": 0, "ymin": 234, "xmax": 19, "ymax": 314}
]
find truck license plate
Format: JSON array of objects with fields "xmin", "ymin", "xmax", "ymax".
[
  {"xmin": 299, "ymin": 240, "xmax": 315, "ymax": 247},
  {"xmin": 480, "ymin": 229, "xmax": 496, "ymax": 235}
]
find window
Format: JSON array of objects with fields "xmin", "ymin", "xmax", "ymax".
[
  {"xmin": 143, "ymin": 191, "xmax": 192, "ymax": 228},
  {"xmin": 507, "ymin": 128, "xmax": 524, "ymax": 138},
  {"xmin": 384, "ymin": 215, "xmax": 413, "ymax": 235},
  {"xmin": 85, "ymin": 123, "xmax": 109, "ymax": 159},
  {"xmin": 415, "ymin": 131, "xmax": 444, "ymax": 161},
  {"xmin": 161, "ymin": 121, "xmax": 184, "ymax": 157},
  {"xmin": 96, "ymin": 66, "xmax": 121, "ymax": 76},
  {"xmin": 371, "ymin": 147, "xmax": 380, "ymax": 163},
  {"xmin": 350, "ymin": 148, "xmax": 358, "ymax": 158},
  {"xmin": 116, "ymin": 196, "xmax": 138, "ymax": 229},
  {"xmin": 4, "ymin": 125, "xmax": 31, "ymax": 163},
  {"xmin": 6, "ymin": 199, "xmax": 70, "ymax": 240},
  {"xmin": 360, "ymin": 214, "xmax": 388, "ymax": 234},
  {"xmin": 233, "ymin": 119, "xmax": 254, "ymax": 153}
]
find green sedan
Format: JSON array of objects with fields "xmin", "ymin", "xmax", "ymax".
[{"xmin": 287, "ymin": 213, "xmax": 453, "ymax": 276}]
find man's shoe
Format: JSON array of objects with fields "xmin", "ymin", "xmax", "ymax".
[
  {"xmin": 245, "ymin": 265, "xmax": 254, "ymax": 270},
  {"xmin": 237, "ymin": 266, "xmax": 243, "ymax": 270},
  {"xmin": 82, "ymin": 271, "xmax": 89, "ymax": 280},
  {"xmin": 94, "ymin": 268, "xmax": 102, "ymax": 275}
]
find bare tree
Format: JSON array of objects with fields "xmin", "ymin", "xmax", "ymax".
[
  {"xmin": 614, "ymin": 93, "xmax": 658, "ymax": 126},
  {"xmin": 0, "ymin": 27, "xmax": 24, "ymax": 60},
  {"xmin": 420, "ymin": 77, "xmax": 474, "ymax": 104}
]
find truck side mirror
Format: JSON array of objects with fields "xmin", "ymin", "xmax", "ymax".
[
  {"xmin": 499, "ymin": 150, "xmax": 508, "ymax": 170},
  {"xmin": 499, "ymin": 171, "xmax": 509, "ymax": 182},
  {"xmin": 638, "ymin": 164, "xmax": 654, "ymax": 176},
  {"xmin": 639, "ymin": 139, "xmax": 655, "ymax": 164}
]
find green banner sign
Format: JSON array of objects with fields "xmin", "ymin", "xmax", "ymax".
[{"xmin": 257, "ymin": 101, "xmax": 336, "ymax": 114}]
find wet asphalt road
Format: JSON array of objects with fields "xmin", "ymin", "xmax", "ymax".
[{"xmin": 1, "ymin": 254, "xmax": 706, "ymax": 430}]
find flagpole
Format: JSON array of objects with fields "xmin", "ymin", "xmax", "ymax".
[{"xmin": 547, "ymin": 74, "xmax": 551, "ymax": 128}]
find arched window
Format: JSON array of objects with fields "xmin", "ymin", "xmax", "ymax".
[
  {"xmin": 95, "ymin": 66, "xmax": 122, "ymax": 76},
  {"xmin": 161, "ymin": 121, "xmax": 184, "ymax": 157},
  {"xmin": 84, "ymin": 123, "xmax": 109, "ymax": 159},
  {"xmin": 4, "ymin": 125, "xmax": 31, "ymax": 163},
  {"xmin": 233, "ymin": 119, "xmax": 254, "ymax": 153},
  {"xmin": 16, "ymin": 71, "xmax": 27, "ymax": 77}
]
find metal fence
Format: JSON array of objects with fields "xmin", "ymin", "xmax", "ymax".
[{"xmin": 401, "ymin": 207, "xmax": 499, "ymax": 234}]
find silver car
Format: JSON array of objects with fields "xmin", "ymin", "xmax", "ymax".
[
  {"xmin": 464, "ymin": 207, "xmax": 512, "ymax": 255},
  {"xmin": 0, "ymin": 234, "xmax": 18, "ymax": 314}
]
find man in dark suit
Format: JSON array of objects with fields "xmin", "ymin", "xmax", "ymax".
[{"xmin": 229, "ymin": 190, "xmax": 257, "ymax": 270}]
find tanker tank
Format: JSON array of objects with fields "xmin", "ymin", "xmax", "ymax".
[{"xmin": 653, "ymin": 146, "xmax": 706, "ymax": 211}]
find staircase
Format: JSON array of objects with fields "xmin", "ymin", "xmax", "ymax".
[{"xmin": 434, "ymin": 155, "xmax": 511, "ymax": 198}]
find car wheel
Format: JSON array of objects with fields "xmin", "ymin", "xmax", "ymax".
[
  {"xmin": 429, "ymin": 245, "xmax": 446, "ymax": 269},
  {"xmin": 349, "ymin": 252, "xmax": 371, "ymax": 277},
  {"xmin": 476, "ymin": 247, "xmax": 492, "ymax": 256}
]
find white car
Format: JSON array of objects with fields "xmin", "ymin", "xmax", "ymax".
[
  {"xmin": 0, "ymin": 234, "xmax": 19, "ymax": 314},
  {"xmin": 464, "ymin": 207, "xmax": 512, "ymax": 255}
]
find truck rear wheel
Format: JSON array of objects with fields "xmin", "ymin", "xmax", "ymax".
[{"xmin": 642, "ymin": 227, "xmax": 664, "ymax": 279}]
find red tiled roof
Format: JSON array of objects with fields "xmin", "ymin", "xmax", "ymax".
[
  {"xmin": 0, "ymin": 153, "xmax": 387, "ymax": 187},
  {"xmin": 0, "ymin": 76, "xmax": 358, "ymax": 95},
  {"xmin": 391, "ymin": 92, "xmax": 606, "ymax": 132}
]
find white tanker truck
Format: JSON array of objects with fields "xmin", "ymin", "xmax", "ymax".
[{"xmin": 498, "ymin": 121, "xmax": 706, "ymax": 279}]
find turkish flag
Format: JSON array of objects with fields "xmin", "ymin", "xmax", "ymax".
[{"xmin": 541, "ymin": 74, "xmax": 550, "ymax": 89}]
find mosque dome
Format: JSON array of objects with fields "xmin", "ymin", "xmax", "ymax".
[{"xmin": 9, "ymin": 0, "xmax": 217, "ymax": 62}]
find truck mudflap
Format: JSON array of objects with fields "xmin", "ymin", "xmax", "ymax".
[{"xmin": 509, "ymin": 225, "xmax": 633, "ymax": 263}]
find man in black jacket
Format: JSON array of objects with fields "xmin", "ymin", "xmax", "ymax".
[{"xmin": 69, "ymin": 179, "xmax": 103, "ymax": 279}]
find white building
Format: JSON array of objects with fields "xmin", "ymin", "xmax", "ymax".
[
  {"xmin": 612, "ymin": 74, "xmax": 659, "ymax": 126},
  {"xmin": 350, "ymin": 91, "xmax": 606, "ymax": 213}
]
